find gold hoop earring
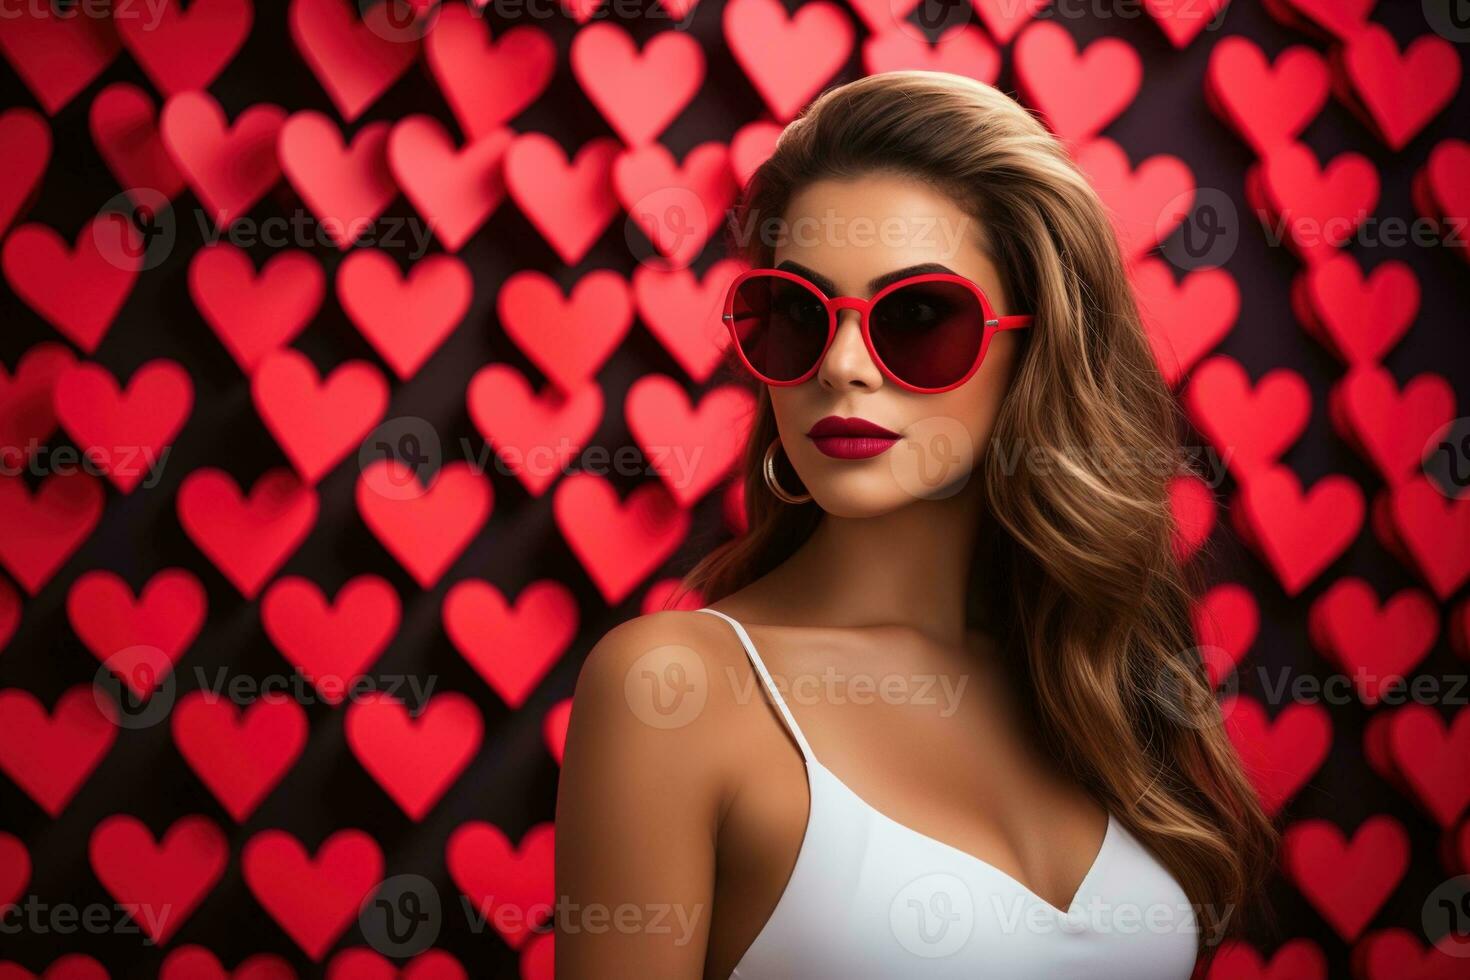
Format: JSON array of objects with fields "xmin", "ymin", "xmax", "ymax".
[{"xmin": 763, "ymin": 438, "xmax": 812, "ymax": 504}]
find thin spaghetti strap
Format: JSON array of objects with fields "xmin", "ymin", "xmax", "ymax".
[{"xmin": 694, "ymin": 607, "xmax": 815, "ymax": 765}]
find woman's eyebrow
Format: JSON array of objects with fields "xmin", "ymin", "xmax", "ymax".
[
  {"xmin": 867, "ymin": 263, "xmax": 956, "ymax": 292},
  {"xmin": 774, "ymin": 260, "xmax": 837, "ymax": 294}
]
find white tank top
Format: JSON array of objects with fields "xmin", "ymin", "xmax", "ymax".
[{"xmin": 696, "ymin": 607, "xmax": 1200, "ymax": 979}]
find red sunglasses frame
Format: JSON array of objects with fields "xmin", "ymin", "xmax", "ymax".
[{"xmin": 721, "ymin": 267, "xmax": 1034, "ymax": 394}]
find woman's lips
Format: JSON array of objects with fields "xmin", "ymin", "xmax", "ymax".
[{"xmin": 805, "ymin": 416, "xmax": 901, "ymax": 459}]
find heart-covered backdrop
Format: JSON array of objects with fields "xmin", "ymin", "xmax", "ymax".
[{"xmin": 0, "ymin": 0, "xmax": 1467, "ymax": 977}]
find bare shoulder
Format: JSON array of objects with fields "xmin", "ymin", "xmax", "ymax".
[{"xmin": 563, "ymin": 609, "xmax": 763, "ymax": 787}]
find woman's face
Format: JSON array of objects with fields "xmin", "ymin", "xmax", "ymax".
[{"xmin": 765, "ymin": 173, "xmax": 1026, "ymax": 518}]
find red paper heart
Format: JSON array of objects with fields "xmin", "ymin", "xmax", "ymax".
[
  {"xmin": 161, "ymin": 92, "xmax": 286, "ymax": 227},
  {"xmin": 0, "ymin": 831, "xmax": 28, "ymax": 909},
  {"xmin": 625, "ymin": 375, "xmax": 754, "ymax": 507},
  {"xmin": 0, "ymin": 108, "xmax": 50, "ymax": 236},
  {"xmin": 1338, "ymin": 26, "xmax": 1460, "ymax": 152},
  {"xmin": 632, "ymin": 260, "xmax": 740, "ymax": 384},
  {"xmin": 1295, "ymin": 255, "xmax": 1417, "ymax": 365},
  {"xmin": 443, "ymin": 579, "xmax": 576, "ymax": 707},
  {"xmin": 1385, "ymin": 704, "xmax": 1470, "ymax": 828},
  {"xmin": 252, "ymin": 350, "xmax": 388, "ymax": 484},
  {"xmin": 336, "ymin": 250, "xmax": 472, "ymax": 379},
  {"xmin": 0, "ymin": 3, "xmax": 119, "ymax": 115},
  {"xmin": 613, "ymin": 141, "xmax": 737, "ymax": 268},
  {"xmin": 261, "ymin": 575, "xmax": 400, "ymax": 704},
  {"xmin": 730, "ymin": 121, "xmax": 780, "ymax": 187},
  {"xmin": 278, "ymin": 113, "xmax": 397, "ymax": 249},
  {"xmin": 356, "ymin": 460, "xmax": 493, "ymax": 589},
  {"xmin": 1254, "ymin": 144, "xmax": 1379, "ymax": 266},
  {"xmin": 1233, "ymin": 466, "xmax": 1363, "ymax": 596},
  {"xmin": 498, "ymin": 270, "xmax": 633, "ymax": 392},
  {"xmin": 1169, "ymin": 473, "xmax": 1216, "ymax": 562},
  {"xmin": 0, "ymin": 342, "xmax": 75, "ymax": 470},
  {"xmin": 325, "ymin": 948, "xmax": 467, "ymax": 980},
  {"xmin": 0, "ymin": 685, "xmax": 116, "ymax": 817},
  {"xmin": 1192, "ymin": 582, "xmax": 1258, "ymax": 686},
  {"xmin": 863, "ymin": 25, "xmax": 1000, "ymax": 85},
  {"xmin": 241, "ymin": 829, "xmax": 384, "ymax": 961},
  {"xmin": 89, "ymin": 84, "xmax": 186, "ymax": 204},
  {"xmin": 569, "ymin": 23, "xmax": 704, "ymax": 147},
  {"xmin": 0, "ymin": 472, "xmax": 104, "ymax": 596},
  {"xmin": 503, "ymin": 133, "xmax": 620, "ymax": 267},
  {"xmin": 159, "ymin": 946, "xmax": 298, "ymax": 980},
  {"xmin": 288, "ymin": 0, "xmax": 419, "ymax": 122},
  {"xmin": 1377, "ymin": 478, "xmax": 1470, "ymax": 600},
  {"xmin": 54, "ymin": 358, "xmax": 194, "ymax": 493},
  {"xmin": 115, "ymin": 0, "xmax": 252, "ymax": 97},
  {"xmin": 346, "ymin": 691, "xmax": 483, "ymax": 820},
  {"xmin": 1015, "ymin": 22, "xmax": 1140, "ymax": 144},
  {"xmin": 1131, "ymin": 259, "xmax": 1239, "ymax": 386},
  {"xmin": 1281, "ymin": 815, "xmax": 1407, "ymax": 942},
  {"xmin": 1309, "ymin": 579, "xmax": 1436, "ymax": 705},
  {"xmin": 466, "ymin": 365, "xmax": 603, "ymax": 497},
  {"xmin": 1206, "ymin": 38, "xmax": 1328, "ymax": 156},
  {"xmin": 1186, "ymin": 938, "xmax": 1326, "ymax": 980},
  {"xmin": 1075, "ymin": 138, "xmax": 1195, "ymax": 265},
  {"xmin": 426, "ymin": 4, "xmax": 555, "ymax": 141},
  {"xmin": 543, "ymin": 699, "xmax": 571, "ymax": 765},
  {"xmin": 724, "ymin": 0, "xmax": 853, "ymax": 123},
  {"xmin": 3, "ymin": 215, "xmax": 142, "ymax": 353},
  {"xmin": 67, "ymin": 569, "xmax": 206, "ymax": 699},
  {"xmin": 0, "ymin": 954, "xmax": 109, "ymax": 979},
  {"xmin": 0, "ymin": 580, "xmax": 18, "ymax": 653},
  {"xmin": 1183, "ymin": 356, "xmax": 1310, "ymax": 479},
  {"xmin": 1143, "ymin": 0, "xmax": 1229, "ymax": 48},
  {"xmin": 172, "ymin": 691, "xmax": 308, "ymax": 823},
  {"xmin": 552, "ymin": 473, "xmax": 691, "ymax": 604},
  {"xmin": 1354, "ymin": 929, "xmax": 1467, "ymax": 980},
  {"xmin": 1267, "ymin": 0, "xmax": 1374, "ymax": 40},
  {"xmin": 1421, "ymin": 140, "xmax": 1470, "ymax": 261},
  {"xmin": 189, "ymin": 243, "xmax": 325, "ymax": 373},
  {"xmin": 387, "ymin": 116, "xmax": 511, "ymax": 252},
  {"xmin": 89, "ymin": 814, "xmax": 227, "ymax": 944},
  {"xmin": 969, "ymin": 0, "xmax": 1049, "ymax": 44},
  {"xmin": 642, "ymin": 577, "xmax": 705, "ymax": 613},
  {"xmin": 445, "ymin": 822, "xmax": 553, "ymax": 950},
  {"xmin": 177, "ymin": 468, "xmax": 319, "ymax": 599},
  {"xmin": 1223, "ymin": 696, "xmax": 1331, "ymax": 816},
  {"xmin": 1330, "ymin": 367, "xmax": 1453, "ymax": 484}
]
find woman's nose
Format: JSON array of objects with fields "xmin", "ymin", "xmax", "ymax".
[{"xmin": 817, "ymin": 308, "xmax": 884, "ymax": 391}]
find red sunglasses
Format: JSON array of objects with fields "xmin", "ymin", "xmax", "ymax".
[{"xmin": 722, "ymin": 268, "xmax": 1033, "ymax": 393}]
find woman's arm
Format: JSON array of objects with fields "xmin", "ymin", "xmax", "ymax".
[{"xmin": 554, "ymin": 614, "xmax": 726, "ymax": 978}]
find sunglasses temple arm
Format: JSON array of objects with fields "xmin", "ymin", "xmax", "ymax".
[{"xmin": 991, "ymin": 315, "xmax": 1034, "ymax": 331}]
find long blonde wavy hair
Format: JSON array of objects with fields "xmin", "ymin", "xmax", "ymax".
[{"xmin": 668, "ymin": 71, "xmax": 1279, "ymax": 963}]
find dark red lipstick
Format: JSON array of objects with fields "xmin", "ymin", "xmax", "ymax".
[{"xmin": 805, "ymin": 416, "xmax": 901, "ymax": 459}]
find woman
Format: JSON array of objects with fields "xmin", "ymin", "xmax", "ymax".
[{"xmin": 555, "ymin": 71, "xmax": 1278, "ymax": 978}]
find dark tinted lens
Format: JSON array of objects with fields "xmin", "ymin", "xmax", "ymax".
[
  {"xmin": 868, "ymin": 280, "xmax": 984, "ymax": 389},
  {"xmin": 730, "ymin": 274, "xmax": 830, "ymax": 382}
]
